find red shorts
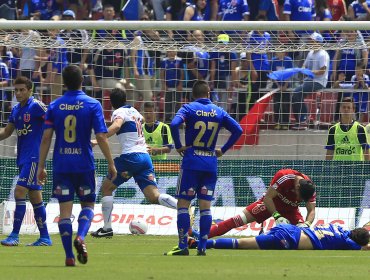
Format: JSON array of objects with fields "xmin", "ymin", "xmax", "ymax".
[{"xmin": 245, "ymin": 199, "xmax": 304, "ymax": 225}]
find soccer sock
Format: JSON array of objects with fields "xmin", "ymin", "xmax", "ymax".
[
  {"xmin": 208, "ymin": 213, "xmax": 247, "ymax": 238},
  {"xmin": 177, "ymin": 208, "xmax": 190, "ymax": 249},
  {"xmin": 158, "ymin": 193, "xmax": 177, "ymax": 209},
  {"xmin": 101, "ymin": 196, "xmax": 114, "ymax": 229},
  {"xmin": 198, "ymin": 209, "xmax": 212, "ymax": 251},
  {"xmin": 58, "ymin": 218, "xmax": 74, "ymax": 259},
  {"xmin": 77, "ymin": 207, "xmax": 94, "ymax": 240},
  {"xmin": 32, "ymin": 202, "xmax": 49, "ymax": 238},
  {"xmin": 12, "ymin": 199, "xmax": 26, "ymax": 235},
  {"xmin": 213, "ymin": 238, "xmax": 239, "ymax": 249}
]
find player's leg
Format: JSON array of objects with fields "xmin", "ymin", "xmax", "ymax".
[
  {"xmin": 53, "ymin": 172, "xmax": 76, "ymax": 266},
  {"xmin": 91, "ymin": 156, "xmax": 124, "ymax": 238},
  {"xmin": 207, "ymin": 200, "xmax": 270, "ymax": 238},
  {"xmin": 164, "ymin": 169, "xmax": 195, "ymax": 256},
  {"xmin": 28, "ymin": 190, "xmax": 52, "ymax": 246},
  {"xmin": 1, "ymin": 185, "xmax": 27, "ymax": 246}
]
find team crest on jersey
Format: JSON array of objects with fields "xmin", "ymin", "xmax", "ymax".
[
  {"xmin": 251, "ymin": 203, "xmax": 266, "ymax": 215},
  {"xmin": 147, "ymin": 173, "xmax": 156, "ymax": 182},
  {"xmin": 24, "ymin": 113, "xmax": 31, "ymax": 122},
  {"xmin": 272, "ymin": 183, "xmax": 278, "ymax": 189}
]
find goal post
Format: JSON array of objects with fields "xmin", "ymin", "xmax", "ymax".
[{"xmin": 0, "ymin": 20, "xmax": 369, "ymax": 235}]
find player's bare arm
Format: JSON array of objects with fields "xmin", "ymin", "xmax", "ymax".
[
  {"xmin": 91, "ymin": 118, "xmax": 125, "ymax": 146},
  {"xmin": 304, "ymin": 201, "xmax": 316, "ymax": 225},
  {"xmin": 96, "ymin": 132, "xmax": 117, "ymax": 181},
  {"xmin": 37, "ymin": 128, "xmax": 54, "ymax": 186},
  {"xmin": 0, "ymin": 123, "xmax": 15, "ymax": 141}
]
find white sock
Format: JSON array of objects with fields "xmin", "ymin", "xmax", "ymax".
[
  {"xmin": 239, "ymin": 212, "xmax": 248, "ymax": 224},
  {"xmin": 101, "ymin": 196, "xmax": 114, "ymax": 229},
  {"xmin": 158, "ymin": 193, "xmax": 177, "ymax": 209}
]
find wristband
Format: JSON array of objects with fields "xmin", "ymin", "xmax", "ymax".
[{"xmin": 272, "ymin": 211, "xmax": 281, "ymax": 220}]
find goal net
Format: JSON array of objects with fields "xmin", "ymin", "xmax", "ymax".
[{"xmin": 0, "ymin": 20, "xmax": 369, "ymax": 235}]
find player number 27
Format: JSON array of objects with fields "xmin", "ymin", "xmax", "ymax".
[
  {"xmin": 64, "ymin": 115, "xmax": 77, "ymax": 143},
  {"xmin": 193, "ymin": 121, "xmax": 219, "ymax": 147}
]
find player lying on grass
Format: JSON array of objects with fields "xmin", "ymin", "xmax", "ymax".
[{"xmin": 188, "ymin": 223, "xmax": 370, "ymax": 250}]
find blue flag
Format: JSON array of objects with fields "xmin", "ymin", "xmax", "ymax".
[
  {"xmin": 122, "ymin": 0, "xmax": 143, "ymax": 20},
  {"xmin": 268, "ymin": 68, "xmax": 314, "ymax": 81}
]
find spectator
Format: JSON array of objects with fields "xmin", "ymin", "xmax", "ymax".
[
  {"xmin": 325, "ymin": 97, "xmax": 369, "ymax": 160},
  {"xmin": 58, "ymin": 10, "xmax": 89, "ymax": 68},
  {"xmin": 209, "ymin": 34, "xmax": 237, "ymax": 111},
  {"xmin": 271, "ymin": 51, "xmax": 294, "ymax": 130},
  {"xmin": 204, "ymin": 0, "xmax": 218, "ymax": 20},
  {"xmin": 348, "ymin": 0, "xmax": 370, "ymax": 20},
  {"xmin": 130, "ymin": 13, "xmax": 161, "ymax": 110},
  {"xmin": 166, "ymin": 0, "xmax": 189, "ymax": 40},
  {"xmin": 352, "ymin": 63, "xmax": 370, "ymax": 122},
  {"xmin": 327, "ymin": 0, "xmax": 347, "ymax": 21},
  {"xmin": 246, "ymin": 20, "xmax": 271, "ymax": 111},
  {"xmin": 66, "ymin": 0, "xmax": 91, "ymax": 20},
  {"xmin": 258, "ymin": 0, "xmax": 280, "ymax": 21},
  {"xmin": 29, "ymin": 0, "xmax": 61, "ymax": 20},
  {"xmin": 183, "ymin": 0, "xmax": 207, "ymax": 21},
  {"xmin": 218, "ymin": 0, "xmax": 249, "ymax": 21},
  {"xmin": 0, "ymin": 52, "xmax": 9, "ymax": 125},
  {"xmin": 160, "ymin": 50, "xmax": 184, "ymax": 123},
  {"xmin": 315, "ymin": 0, "xmax": 332, "ymax": 21},
  {"xmin": 331, "ymin": 30, "xmax": 368, "ymax": 82},
  {"xmin": 291, "ymin": 32, "xmax": 329, "ymax": 130},
  {"xmin": 44, "ymin": 28, "xmax": 68, "ymax": 101},
  {"xmin": 231, "ymin": 52, "xmax": 257, "ymax": 121}
]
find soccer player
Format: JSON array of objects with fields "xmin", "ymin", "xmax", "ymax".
[
  {"xmin": 37, "ymin": 65, "xmax": 117, "ymax": 266},
  {"xmin": 325, "ymin": 97, "xmax": 369, "ymax": 161},
  {"xmin": 201, "ymin": 169, "xmax": 316, "ymax": 239},
  {"xmin": 143, "ymin": 102, "xmax": 173, "ymax": 160},
  {"xmin": 165, "ymin": 80, "xmax": 242, "ymax": 256},
  {"xmin": 189, "ymin": 223, "xmax": 370, "ymax": 251},
  {"xmin": 0, "ymin": 76, "xmax": 51, "ymax": 247},
  {"xmin": 90, "ymin": 88, "xmax": 178, "ymax": 238}
]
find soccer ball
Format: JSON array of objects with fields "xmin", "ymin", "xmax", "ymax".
[{"xmin": 129, "ymin": 218, "xmax": 148, "ymax": 234}]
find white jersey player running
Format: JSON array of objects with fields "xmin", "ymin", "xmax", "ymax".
[{"xmin": 91, "ymin": 88, "xmax": 177, "ymax": 238}]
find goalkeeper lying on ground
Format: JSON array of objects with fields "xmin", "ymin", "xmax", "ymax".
[{"xmin": 189, "ymin": 223, "xmax": 370, "ymax": 250}]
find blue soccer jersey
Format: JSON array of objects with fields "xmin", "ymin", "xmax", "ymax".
[
  {"xmin": 283, "ymin": 0, "xmax": 315, "ymax": 21},
  {"xmin": 160, "ymin": 56, "xmax": 183, "ymax": 88},
  {"xmin": 218, "ymin": 0, "xmax": 249, "ymax": 21},
  {"xmin": 210, "ymin": 52, "xmax": 238, "ymax": 82},
  {"xmin": 259, "ymin": 0, "xmax": 279, "ymax": 21},
  {"xmin": 171, "ymin": 98, "xmax": 242, "ymax": 172},
  {"xmin": 302, "ymin": 224, "xmax": 362, "ymax": 250},
  {"xmin": 44, "ymin": 90, "xmax": 107, "ymax": 173},
  {"xmin": 9, "ymin": 96, "xmax": 47, "ymax": 166}
]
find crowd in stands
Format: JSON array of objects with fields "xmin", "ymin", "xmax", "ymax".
[{"xmin": 0, "ymin": 0, "xmax": 369, "ymax": 130}]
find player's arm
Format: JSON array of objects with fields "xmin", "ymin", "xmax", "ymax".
[
  {"xmin": 325, "ymin": 126, "xmax": 336, "ymax": 160},
  {"xmin": 218, "ymin": 112, "xmax": 242, "ymax": 156},
  {"xmin": 0, "ymin": 122, "xmax": 15, "ymax": 141},
  {"xmin": 304, "ymin": 201, "xmax": 316, "ymax": 225},
  {"xmin": 96, "ymin": 132, "xmax": 117, "ymax": 181},
  {"xmin": 170, "ymin": 113, "xmax": 189, "ymax": 156},
  {"xmin": 106, "ymin": 118, "xmax": 124, "ymax": 138},
  {"xmin": 37, "ymin": 128, "xmax": 53, "ymax": 185},
  {"xmin": 263, "ymin": 186, "xmax": 290, "ymax": 225},
  {"xmin": 357, "ymin": 125, "xmax": 370, "ymax": 161}
]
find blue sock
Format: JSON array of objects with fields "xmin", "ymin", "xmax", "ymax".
[
  {"xmin": 77, "ymin": 207, "xmax": 94, "ymax": 240},
  {"xmin": 198, "ymin": 209, "xmax": 212, "ymax": 251},
  {"xmin": 12, "ymin": 199, "xmax": 26, "ymax": 235},
  {"xmin": 213, "ymin": 238, "xmax": 239, "ymax": 249},
  {"xmin": 177, "ymin": 208, "xmax": 190, "ymax": 249},
  {"xmin": 58, "ymin": 218, "xmax": 74, "ymax": 259},
  {"xmin": 33, "ymin": 202, "xmax": 49, "ymax": 238}
]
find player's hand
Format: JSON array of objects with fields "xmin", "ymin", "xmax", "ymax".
[
  {"xmin": 37, "ymin": 167, "xmax": 47, "ymax": 186},
  {"xmin": 147, "ymin": 146, "xmax": 158, "ymax": 156},
  {"xmin": 215, "ymin": 149, "xmax": 223, "ymax": 158},
  {"xmin": 107, "ymin": 163, "xmax": 117, "ymax": 182},
  {"xmin": 297, "ymin": 221, "xmax": 312, "ymax": 228},
  {"xmin": 176, "ymin": 146, "xmax": 190, "ymax": 157},
  {"xmin": 91, "ymin": 139, "xmax": 98, "ymax": 147}
]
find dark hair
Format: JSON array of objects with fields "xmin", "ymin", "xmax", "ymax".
[
  {"xmin": 350, "ymin": 228, "xmax": 370, "ymax": 246},
  {"xmin": 299, "ymin": 179, "xmax": 315, "ymax": 202},
  {"xmin": 144, "ymin": 102, "xmax": 155, "ymax": 109},
  {"xmin": 192, "ymin": 80, "xmax": 209, "ymax": 99},
  {"xmin": 110, "ymin": 88, "xmax": 126, "ymax": 109},
  {"xmin": 14, "ymin": 76, "xmax": 33, "ymax": 90},
  {"xmin": 62, "ymin": 65, "xmax": 83, "ymax": 90},
  {"xmin": 103, "ymin": 4, "xmax": 115, "ymax": 10},
  {"xmin": 341, "ymin": 97, "xmax": 354, "ymax": 104},
  {"xmin": 356, "ymin": 62, "xmax": 365, "ymax": 69}
]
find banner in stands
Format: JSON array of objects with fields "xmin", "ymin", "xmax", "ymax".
[{"xmin": 0, "ymin": 202, "xmax": 358, "ymax": 235}]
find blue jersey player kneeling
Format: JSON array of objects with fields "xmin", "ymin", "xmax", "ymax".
[
  {"xmin": 165, "ymin": 80, "xmax": 242, "ymax": 256},
  {"xmin": 190, "ymin": 223, "xmax": 370, "ymax": 251}
]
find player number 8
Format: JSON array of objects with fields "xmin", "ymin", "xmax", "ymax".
[{"xmin": 64, "ymin": 115, "xmax": 77, "ymax": 143}]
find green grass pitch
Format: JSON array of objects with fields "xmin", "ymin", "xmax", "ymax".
[{"xmin": 0, "ymin": 234, "xmax": 369, "ymax": 280}]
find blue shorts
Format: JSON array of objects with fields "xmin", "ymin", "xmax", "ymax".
[
  {"xmin": 112, "ymin": 153, "xmax": 157, "ymax": 191},
  {"xmin": 52, "ymin": 171, "xmax": 96, "ymax": 203},
  {"xmin": 176, "ymin": 169, "xmax": 217, "ymax": 201},
  {"xmin": 255, "ymin": 224, "xmax": 302, "ymax": 250},
  {"xmin": 17, "ymin": 162, "xmax": 42, "ymax": 190}
]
